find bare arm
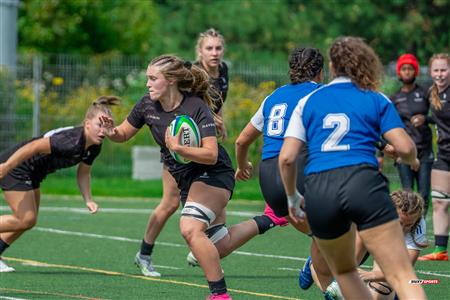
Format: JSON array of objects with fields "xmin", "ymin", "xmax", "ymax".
[
  {"xmin": 77, "ymin": 162, "xmax": 98, "ymax": 214},
  {"xmin": 279, "ymin": 137, "xmax": 306, "ymax": 222},
  {"xmin": 235, "ymin": 123, "xmax": 261, "ymax": 181},
  {"xmin": 101, "ymin": 117, "xmax": 139, "ymax": 143},
  {"xmin": 0, "ymin": 138, "xmax": 51, "ymax": 179},
  {"xmin": 166, "ymin": 131, "xmax": 219, "ymax": 165},
  {"xmin": 383, "ymin": 128, "xmax": 419, "ymax": 169}
]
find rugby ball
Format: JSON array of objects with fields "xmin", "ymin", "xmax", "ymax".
[{"xmin": 169, "ymin": 115, "xmax": 201, "ymax": 164}]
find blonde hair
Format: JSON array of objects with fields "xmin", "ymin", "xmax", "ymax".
[
  {"xmin": 390, "ymin": 190, "xmax": 427, "ymax": 249},
  {"xmin": 84, "ymin": 96, "xmax": 120, "ymax": 124},
  {"xmin": 429, "ymin": 53, "xmax": 450, "ymax": 111},
  {"xmin": 149, "ymin": 55, "xmax": 220, "ymax": 112},
  {"xmin": 195, "ymin": 28, "xmax": 225, "ymax": 62},
  {"xmin": 329, "ymin": 36, "xmax": 383, "ymax": 90}
]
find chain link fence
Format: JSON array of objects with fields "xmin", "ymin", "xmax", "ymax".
[{"xmin": 0, "ymin": 53, "xmax": 434, "ymax": 182}]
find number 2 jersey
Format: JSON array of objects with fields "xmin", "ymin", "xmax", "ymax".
[
  {"xmin": 250, "ymin": 82, "xmax": 321, "ymax": 160},
  {"xmin": 286, "ymin": 77, "xmax": 404, "ymax": 175}
]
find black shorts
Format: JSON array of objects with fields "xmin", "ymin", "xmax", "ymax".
[
  {"xmin": 171, "ymin": 163, "xmax": 235, "ymax": 205},
  {"xmin": 0, "ymin": 173, "xmax": 40, "ymax": 191},
  {"xmin": 304, "ymin": 164, "xmax": 398, "ymax": 240},
  {"xmin": 259, "ymin": 149, "xmax": 307, "ymax": 218},
  {"xmin": 432, "ymin": 154, "xmax": 450, "ymax": 171}
]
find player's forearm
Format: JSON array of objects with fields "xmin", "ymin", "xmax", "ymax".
[
  {"xmin": 77, "ymin": 169, "xmax": 93, "ymax": 203},
  {"xmin": 3, "ymin": 139, "xmax": 50, "ymax": 172},
  {"xmin": 175, "ymin": 145, "xmax": 218, "ymax": 165}
]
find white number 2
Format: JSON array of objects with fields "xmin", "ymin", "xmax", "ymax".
[
  {"xmin": 321, "ymin": 113, "xmax": 350, "ymax": 152},
  {"xmin": 267, "ymin": 103, "xmax": 287, "ymax": 136}
]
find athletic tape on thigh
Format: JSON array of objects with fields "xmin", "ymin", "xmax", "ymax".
[
  {"xmin": 368, "ymin": 281, "xmax": 393, "ymax": 296},
  {"xmin": 206, "ymin": 224, "xmax": 228, "ymax": 244},
  {"xmin": 431, "ymin": 189, "xmax": 450, "ymax": 201},
  {"xmin": 181, "ymin": 202, "xmax": 216, "ymax": 226}
]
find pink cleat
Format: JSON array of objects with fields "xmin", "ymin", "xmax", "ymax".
[
  {"xmin": 206, "ymin": 293, "xmax": 232, "ymax": 300},
  {"xmin": 264, "ymin": 203, "xmax": 288, "ymax": 226}
]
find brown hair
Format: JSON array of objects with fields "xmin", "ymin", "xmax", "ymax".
[
  {"xmin": 84, "ymin": 96, "xmax": 120, "ymax": 124},
  {"xmin": 288, "ymin": 47, "xmax": 324, "ymax": 84},
  {"xmin": 150, "ymin": 55, "xmax": 219, "ymax": 112},
  {"xmin": 428, "ymin": 53, "xmax": 450, "ymax": 111},
  {"xmin": 329, "ymin": 37, "xmax": 383, "ymax": 90},
  {"xmin": 390, "ymin": 190, "xmax": 427, "ymax": 249},
  {"xmin": 195, "ymin": 28, "xmax": 225, "ymax": 62}
]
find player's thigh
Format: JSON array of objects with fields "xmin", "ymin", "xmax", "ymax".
[
  {"xmin": 431, "ymin": 169, "xmax": 450, "ymax": 194},
  {"xmin": 187, "ymin": 181, "xmax": 230, "ymax": 216},
  {"xmin": 4, "ymin": 189, "xmax": 39, "ymax": 218}
]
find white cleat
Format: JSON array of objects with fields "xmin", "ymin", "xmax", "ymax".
[
  {"xmin": 134, "ymin": 252, "xmax": 161, "ymax": 277},
  {"xmin": 0, "ymin": 259, "xmax": 15, "ymax": 273},
  {"xmin": 186, "ymin": 251, "xmax": 199, "ymax": 267},
  {"xmin": 326, "ymin": 280, "xmax": 344, "ymax": 300}
]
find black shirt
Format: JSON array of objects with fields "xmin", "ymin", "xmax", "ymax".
[
  {"xmin": 195, "ymin": 61, "xmax": 229, "ymax": 114},
  {"xmin": 127, "ymin": 93, "xmax": 231, "ymax": 176},
  {"xmin": 1, "ymin": 126, "xmax": 101, "ymax": 183},
  {"xmin": 390, "ymin": 84, "xmax": 432, "ymax": 153},
  {"xmin": 430, "ymin": 85, "xmax": 450, "ymax": 158}
]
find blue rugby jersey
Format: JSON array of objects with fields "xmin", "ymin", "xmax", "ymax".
[
  {"xmin": 250, "ymin": 82, "xmax": 321, "ymax": 160},
  {"xmin": 285, "ymin": 77, "xmax": 404, "ymax": 175}
]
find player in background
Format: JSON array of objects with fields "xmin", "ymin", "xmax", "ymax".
[
  {"xmin": 279, "ymin": 36, "xmax": 426, "ymax": 299},
  {"xmin": 103, "ymin": 54, "xmax": 239, "ymax": 299},
  {"xmin": 419, "ymin": 53, "xmax": 450, "ymax": 261},
  {"xmin": 0, "ymin": 96, "xmax": 119, "ymax": 273},
  {"xmin": 390, "ymin": 54, "xmax": 433, "ymax": 217}
]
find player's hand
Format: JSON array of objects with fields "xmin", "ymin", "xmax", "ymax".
[
  {"xmin": 410, "ymin": 157, "xmax": 420, "ymax": 171},
  {"xmin": 99, "ymin": 115, "xmax": 118, "ymax": 137},
  {"xmin": 86, "ymin": 201, "xmax": 98, "ymax": 214},
  {"xmin": 287, "ymin": 190, "xmax": 306, "ymax": 223},
  {"xmin": 383, "ymin": 144, "xmax": 398, "ymax": 159},
  {"xmin": 214, "ymin": 115, "xmax": 227, "ymax": 142},
  {"xmin": 165, "ymin": 127, "xmax": 181, "ymax": 152},
  {"xmin": 410, "ymin": 114, "xmax": 425, "ymax": 127},
  {"xmin": 235, "ymin": 161, "xmax": 253, "ymax": 181}
]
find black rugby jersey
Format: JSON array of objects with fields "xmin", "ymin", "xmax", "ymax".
[
  {"xmin": 127, "ymin": 93, "xmax": 231, "ymax": 175},
  {"xmin": 0, "ymin": 126, "xmax": 101, "ymax": 183},
  {"xmin": 390, "ymin": 84, "xmax": 432, "ymax": 152},
  {"xmin": 430, "ymin": 85, "xmax": 450, "ymax": 158},
  {"xmin": 195, "ymin": 61, "xmax": 229, "ymax": 113}
]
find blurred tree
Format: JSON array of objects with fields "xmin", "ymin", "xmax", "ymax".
[{"xmin": 18, "ymin": 0, "xmax": 158, "ymax": 55}]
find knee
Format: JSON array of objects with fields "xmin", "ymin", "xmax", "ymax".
[
  {"xmin": 432, "ymin": 200, "xmax": 449, "ymax": 212},
  {"xmin": 17, "ymin": 214, "xmax": 37, "ymax": 230},
  {"xmin": 180, "ymin": 225, "xmax": 201, "ymax": 244},
  {"xmin": 155, "ymin": 200, "xmax": 179, "ymax": 217}
]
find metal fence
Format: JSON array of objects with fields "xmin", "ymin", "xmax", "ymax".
[{"xmin": 0, "ymin": 53, "xmax": 434, "ymax": 181}]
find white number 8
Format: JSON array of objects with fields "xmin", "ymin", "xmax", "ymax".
[
  {"xmin": 321, "ymin": 113, "xmax": 350, "ymax": 152},
  {"xmin": 267, "ymin": 103, "xmax": 287, "ymax": 136}
]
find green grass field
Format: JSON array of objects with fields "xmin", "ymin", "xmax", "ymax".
[{"xmin": 0, "ymin": 194, "xmax": 448, "ymax": 299}]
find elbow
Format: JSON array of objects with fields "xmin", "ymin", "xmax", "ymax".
[
  {"xmin": 207, "ymin": 152, "xmax": 218, "ymax": 165},
  {"xmin": 396, "ymin": 141, "xmax": 416, "ymax": 158},
  {"xmin": 279, "ymin": 153, "xmax": 294, "ymax": 169}
]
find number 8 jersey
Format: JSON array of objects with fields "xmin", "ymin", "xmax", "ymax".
[
  {"xmin": 285, "ymin": 77, "xmax": 404, "ymax": 175},
  {"xmin": 251, "ymin": 82, "xmax": 321, "ymax": 160}
]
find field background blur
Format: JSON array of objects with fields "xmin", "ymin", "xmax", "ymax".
[{"xmin": 1, "ymin": 0, "xmax": 449, "ymax": 194}]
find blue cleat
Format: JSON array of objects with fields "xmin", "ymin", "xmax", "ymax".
[{"xmin": 298, "ymin": 256, "xmax": 313, "ymax": 290}]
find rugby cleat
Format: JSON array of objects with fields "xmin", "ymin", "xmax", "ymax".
[
  {"xmin": 187, "ymin": 251, "xmax": 200, "ymax": 267},
  {"xmin": 134, "ymin": 252, "xmax": 161, "ymax": 277},
  {"xmin": 298, "ymin": 256, "xmax": 314, "ymax": 290},
  {"xmin": 325, "ymin": 280, "xmax": 344, "ymax": 300},
  {"xmin": 0, "ymin": 259, "xmax": 15, "ymax": 273},
  {"xmin": 418, "ymin": 250, "xmax": 448, "ymax": 261},
  {"xmin": 206, "ymin": 292, "xmax": 232, "ymax": 300}
]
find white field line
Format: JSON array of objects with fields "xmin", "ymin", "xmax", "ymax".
[
  {"xmin": 33, "ymin": 227, "xmax": 306, "ymax": 263},
  {"xmin": 0, "ymin": 297, "xmax": 28, "ymax": 300},
  {"xmin": 0, "ymin": 206, "xmax": 257, "ymax": 217}
]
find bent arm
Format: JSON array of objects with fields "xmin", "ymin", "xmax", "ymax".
[
  {"xmin": 106, "ymin": 119, "xmax": 139, "ymax": 143},
  {"xmin": 173, "ymin": 136, "xmax": 219, "ymax": 165},
  {"xmin": 0, "ymin": 138, "xmax": 51, "ymax": 178},
  {"xmin": 383, "ymin": 128, "xmax": 417, "ymax": 166},
  {"xmin": 235, "ymin": 123, "xmax": 261, "ymax": 169},
  {"xmin": 77, "ymin": 162, "xmax": 98, "ymax": 213}
]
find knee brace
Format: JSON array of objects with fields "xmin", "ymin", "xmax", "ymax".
[
  {"xmin": 431, "ymin": 190, "xmax": 450, "ymax": 201},
  {"xmin": 368, "ymin": 281, "xmax": 393, "ymax": 296},
  {"xmin": 205, "ymin": 223, "xmax": 229, "ymax": 244},
  {"xmin": 181, "ymin": 202, "xmax": 216, "ymax": 226}
]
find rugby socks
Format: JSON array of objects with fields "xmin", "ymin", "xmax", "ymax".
[
  {"xmin": 434, "ymin": 235, "xmax": 449, "ymax": 253},
  {"xmin": 208, "ymin": 277, "xmax": 227, "ymax": 295},
  {"xmin": 140, "ymin": 240, "xmax": 154, "ymax": 256},
  {"xmin": 253, "ymin": 215, "xmax": 275, "ymax": 234},
  {"xmin": 0, "ymin": 238, "xmax": 10, "ymax": 256}
]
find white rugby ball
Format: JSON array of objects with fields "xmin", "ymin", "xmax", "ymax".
[{"xmin": 169, "ymin": 115, "xmax": 201, "ymax": 164}]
